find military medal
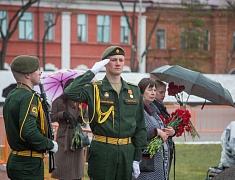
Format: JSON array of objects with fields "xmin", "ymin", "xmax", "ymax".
[
  {"xmin": 104, "ymin": 92, "xmax": 109, "ymax": 98},
  {"xmin": 128, "ymin": 89, "xmax": 133, "ymax": 98}
]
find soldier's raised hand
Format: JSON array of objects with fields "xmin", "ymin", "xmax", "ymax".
[{"xmin": 91, "ymin": 59, "xmax": 110, "ymax": 75}]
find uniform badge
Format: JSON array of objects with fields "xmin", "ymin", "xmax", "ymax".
[
  {"xmin": 30, "ymin": 104, "xmax": 38, "ymax": 117},
  {"xmin": 104, "ymin": 92, "xmax": 109, "ymax": 98},
  {"xmin": 128, "ymin": 89, "xmax": 133, "ymax": 98},
  {"xmin": 116, "ymin": 49, "xmax": 120, "ymax": 54}
]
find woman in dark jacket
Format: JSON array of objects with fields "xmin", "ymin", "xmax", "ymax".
[
  {"xmin": 136, "ymin": 78, "xmax": 175, "ymax": 180},
  {"xmin": 50, "ymin": 79, "xmax": 87, "ymax": 180},
  {"xmin": 153, "ymin": 80, "xmax": 175, "ymax": 171}
]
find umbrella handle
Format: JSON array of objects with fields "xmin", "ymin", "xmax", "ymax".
[{"xmin": 201, "ymin": 100, "xmax": 206, "ymax": 110}]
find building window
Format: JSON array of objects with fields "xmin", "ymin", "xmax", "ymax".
[
  {"xmin": 78, "ymin": 14, "xmax": 87, "ymax": 42},
  {"xmin": 233, "ymin": 31, "xmax": 235, "ymax": 51},
  {"xmin": 181, "ymin": 29, "xmax": 187, "ymax": 50},
  {"xmin": 0, "ymin": 10, "xmax": 7, "ymax": 38},
  {"xmin": 181, "ymin": 29, "xmax": 200, "ymax": 50},
  {"xmin": 120, "ymin": 16, "xmax": 129, "ymax": 44},
  {"xmin": 97, "ymin": 15, "xmax": 110, "ymax": 43},
  {"xmin": 44, "ymin": 13, "xmax": 54, "ymax": 41},
  {"xmin": 189, "ymin": 29, "xmax": 199, "ymax": 50},
  {"xmin": 203, "ymin": 30, "xmax": 210, "ymax": 51},
  {"xmin": 19, "ymin": 12, "xmax": 33, "ymax": 40},
  {"xmin": 156, "ymin": 29, "xmax": 165, "ymax": 49}
]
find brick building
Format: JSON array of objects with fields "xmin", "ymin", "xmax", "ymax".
[
  {"xmin": 145, "ymin": 1, "xmax": 235, "ymax": 74},
  {"xmin": 0, "ymin": 0, "xmax": 235, "ymax": 74},
  {"xmin": 0, "ymin": 0, "xmax": 148, "ymax": 72}
]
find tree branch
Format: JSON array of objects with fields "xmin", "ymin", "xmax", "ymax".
[
  {"xmin": 141, "ymin": 13, "xmax": 161, "ymax": 60},
  {"xmin": 7, "ymin": 0, "xmax": 39, "ymax": 39}
]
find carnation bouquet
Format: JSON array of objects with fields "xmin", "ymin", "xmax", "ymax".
[
  {"xmin": 167, "ymin": 82, "xmax": 187, "ymax": 106},
  {"xmin": 146, "ymin": 82, "xmax": 200, "ymax": 158},
  {"xmin": 147, "ymin": 109, "xmax": 200, "ymax": 158}
]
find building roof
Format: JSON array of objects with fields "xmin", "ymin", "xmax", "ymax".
[{"xmin": 149, "ymin": 0, "xmax": 228, "ymax": 6}]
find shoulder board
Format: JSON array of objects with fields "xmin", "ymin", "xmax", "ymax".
[
  {"xmin": 92, "ymin": 80, "xmax": 102, "ymax": 85},
  {"xmin": 126, "ymin": 81, "xmax": 137, "ymax": 87}
]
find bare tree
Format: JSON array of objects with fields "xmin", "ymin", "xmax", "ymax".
[
  {"xmin": 42, "ymin": 12, "xmax": 60, "ymax": 71},
  {"xmin": 225, "ymin": 0, "xmax": 235, "ymax": 73},
  {"xmin": 172, "ymin": 0, "xmax": 212, "ymax": 72},
  {"xmin": 226, "ymin": 0, "xmax": 235, "ymax": 8},
  {"xmin": 118, "ymin": 0, "xmax": 137, "ymax": 72},
  {"xmin": 0, "ymin": 0, "xmax": 39, "ymax": 70},
  {"xmin": 41, "ymin": 0, "xmax": 75, "ymax": 71},
  {"xmin": 118, "ymin": 0, "xmax": 160, "ymax": 72},
  {"xmin": 141, "ymin": 12, "xmax": 161, "ymax": 62}
]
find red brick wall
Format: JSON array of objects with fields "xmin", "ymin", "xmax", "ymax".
[
  {"xmin": 145, "ymin": 7, "xmax": 235, "ymax": 74},
  {"xmin": 1, "ymin": 5, "xmax": 136, "ymax": 70}
]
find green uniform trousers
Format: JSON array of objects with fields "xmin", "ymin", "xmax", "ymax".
[
  {"xmin": 88, "ymin": 141, "xmax": 135, "ymax": 180},
  {"xmin": 7, "ymin": 153, "xmax": 44, "ymax": 180}
]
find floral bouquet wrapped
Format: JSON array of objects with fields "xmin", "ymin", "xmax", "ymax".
[{"xmin": 147, "ymin": 109, "xmax": 200, "ymax": 158}]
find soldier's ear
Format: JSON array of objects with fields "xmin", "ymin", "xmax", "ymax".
[{"xmin": 24, "ymin": 73, "xmax": 30, "ymax": 79}]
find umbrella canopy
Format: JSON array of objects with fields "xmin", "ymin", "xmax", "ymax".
[
  {"xmin": 35, "ymin": 69, "xmax": 92, "ymax": 102},
  {"xmin": 151, "ymin": 65, "xmax": 234, "ymax": 107}
]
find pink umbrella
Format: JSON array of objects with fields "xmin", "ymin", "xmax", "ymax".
[{"xmin": 35, "ymin": 69, "xmax": 95, "ymax": 102}]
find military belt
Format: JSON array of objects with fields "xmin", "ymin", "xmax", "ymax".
[
  {"xmin": 12, "ymin": 150, "xmax": 44, "ymax": 159},
  {"xmin": 93, "ymin": 135, "xmax": 131, "ymax": 145}
]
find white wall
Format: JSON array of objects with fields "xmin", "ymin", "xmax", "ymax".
[
  {"xmin": 0, "ymin": 71, "xmax": 150, "ymax": 103},
  {"xmin": 0, "ymin": 70, "xmax": 234, "ymax": 105}
]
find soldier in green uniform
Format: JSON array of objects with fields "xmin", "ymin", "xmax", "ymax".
[
  {"xmin": 3, "ymin": 55, "xmax": 58, "ymax": 180},
  {"xmin": 64, "ymin": 46, "xmax": 147, "ymax": 180}
]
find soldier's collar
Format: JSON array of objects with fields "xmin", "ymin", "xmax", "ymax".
[
  {"xmin": 102, "ymin": 76, "xmax": 130, "ymax": 91},
  {"xmin": 17, "ymin": 82, "xmax": 32, "ymax": 92}
]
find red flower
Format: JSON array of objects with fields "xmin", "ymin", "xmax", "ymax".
[
  {"xmin": 167, "ymin": 82, "xmax": 186, "ymax": 106},
  {"xmin": 146, "ymin": 109, "xmax": 200, "ymax": 158},
  {"xmin": 82, "ymin": 103, "xmax": 88, "ymax": 108},
  {"xmin": 166, "ymin": 109, "xmax": 198, "ymax": 139},
  {"xmin": 147, "ymin": 108, "xmax": 200, "ymax": 158}
]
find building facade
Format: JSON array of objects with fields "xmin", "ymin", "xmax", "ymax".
[
  {"xmin": 0, "ymin": 0, "xmax": 235, "ymax": 74},
  {"xmin": 0, "ymin": 0, "xmax": 148, "ymax": 72},
  {"xmin": 145, "ymin": 1, "xmax": 235, "ymax": 74}
]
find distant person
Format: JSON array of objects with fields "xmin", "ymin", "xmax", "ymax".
[
  {"xmin": 64, "ymin": 46, "xmax": 147, "ymax": 180},
  {"xmin": 206, "ymin": 121, "xmax": 235, "ymax": 180},
  {"xmin": 3, "ymin": 55, "xmax": 58, "ymax": 180},
  {"xmin": 153, "ymin": 80, "xmax": 175, "ymax": 171},
  {"xmin": 218, "ymin": 121, "xmax": 235, "ymax": 169},
  {"xmin": 153, "ymin": 80, "xmax": 170, "ymax": 119},
  {"xmin": 50, "ymin": 78, "xmax": 87, "ymax": 180},
  {"xmin": 137, "ymin": 78, "xmax": 174, "ymax": 180}
]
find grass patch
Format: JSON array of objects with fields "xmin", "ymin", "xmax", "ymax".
[
  {"xmin": 170, "ymin": 144, "xmax": 221, "ymax": 180},
  {"xmin": 43, "ymin": 144, "xmax": 222, "ymax": 180}
]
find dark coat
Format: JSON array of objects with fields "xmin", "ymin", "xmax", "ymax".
[{"xmin": 50, "ymin": 95, "xmax": 84, "ymax": 179}]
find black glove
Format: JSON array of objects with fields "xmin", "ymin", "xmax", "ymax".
[
  {"xmin": 63, "ymin": 111, "xmax": 71, "ymax": 122},
  {"xmin": 77, "ymin": 116, "xmax": 83, "ymax": 123}
]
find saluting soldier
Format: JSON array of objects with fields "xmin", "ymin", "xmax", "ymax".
[
  {"xmin": 64, "ymin": 46, "xmax": 147, "ymax": 180},
  {"xmin": 3, "ymin": 55, "xmax": 58, "ymax": 180}
]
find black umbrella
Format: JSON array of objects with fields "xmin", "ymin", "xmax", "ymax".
[
  {"xmin": 2, "ymin": 83, "xmax": 17, "ymax": 98},
  {"xmin": 151, "ymin": 65, "xmax": 234, "ymax": 107}
]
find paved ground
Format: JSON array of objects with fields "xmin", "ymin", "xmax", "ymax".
[{"xmin": 0, "ymin": 165, "xmax": 8, "ymax": 180}]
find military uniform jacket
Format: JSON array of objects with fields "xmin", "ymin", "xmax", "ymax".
[
  {"xmin": 64, "ymin": 70, "xmax": 147, "ymax": 161},
  {"xmin": 3, "ymin": 85, "xmax": 54, "ymax": 152}
]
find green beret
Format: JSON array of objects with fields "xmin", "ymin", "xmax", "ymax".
[
  {"xmin": 101, "ymin": 46, "xmax": 125, "ymax": 60},
  {"xmin": 10, "ymin": 55, "xmax": 40, "ymax": 74}
]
